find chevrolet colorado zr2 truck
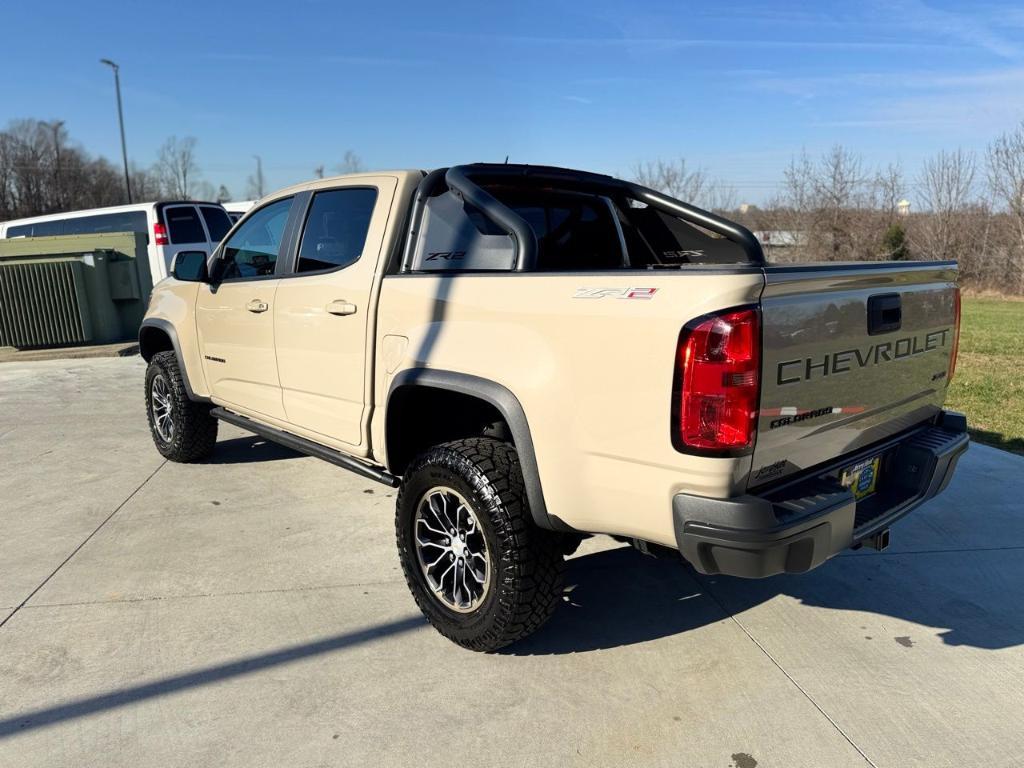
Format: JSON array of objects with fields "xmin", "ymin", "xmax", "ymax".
[{"xmin": 139, "ymin": 164, "xmax": 968, "ymax": 651}]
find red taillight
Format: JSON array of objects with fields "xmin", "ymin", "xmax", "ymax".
[
  {"xmin": 948, "ymin": 287, "xmax": 961, "ymax": 382},
  {"xmin": 153, "ymin": 222, "xmax": 169, "ymax": 246},
  {"xmin": 673, "ymin": 307, "xmax": 760, "ymax": 454}
]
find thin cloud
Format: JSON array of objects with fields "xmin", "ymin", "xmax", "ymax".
[
  {"xmin": 563, "ymin": 95, "xmax": 593, "ymax": 105},
  {"xmin": 413, "ymin": 30, "xmax": 963, "ymax": 52},
  {"xmin": 882, "ymin": 0, "xmax": 1022, "ymax": 59},
  {"xmin": 199, "ymin": 52, "xmax": 272, "ymax": 62},
  {"xmin": 198, "ymin": 52, "xmax": 432, "ymax": 67},
  {"xmin": 811, "ymin": 118, "xmax": 962, "ymax": 129},
  {"xmin": 319, "ymin": 55, "xmax": 434, "ymax": 67},
  {"xmin": 749, "ymin": 67, "xmax": 1024, "ymax": 97}
]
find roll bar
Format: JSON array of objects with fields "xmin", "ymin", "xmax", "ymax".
[
  {"xmin": 444, "ymin": 166, "xmax": 540, "ymax": 272},
  {"xmin": 400, "ymin": 163, "xmax": 765, "ymax": 271}
]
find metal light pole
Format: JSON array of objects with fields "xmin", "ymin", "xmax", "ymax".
[
  {"xmin": 100, "ymin": 58, "xmax": 132, "ymax": 203},
  {"xmin": 48, "ymin": 120, "xmax": 65, "ymax": 208},
  {"xmin": 252, "ymin": 154, "xmax": 264, "ymax": 198}
]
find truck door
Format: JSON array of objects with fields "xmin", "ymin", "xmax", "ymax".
[
  {"xmin": 273, "ymin": 177, "xmax": 397, "ymax": 450},
  {"xmin": 195, "ymin": 196, "xmax": 295, "ymax": 421}
]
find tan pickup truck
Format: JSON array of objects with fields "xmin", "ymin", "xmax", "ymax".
[{"xmin": 139, "ymin": 164, "xmax": 968, "ymax": 651}]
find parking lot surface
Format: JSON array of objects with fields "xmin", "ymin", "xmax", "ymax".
[{"xmin": 1, "ymin": 356, "xmax": 1023, "ymax": 768}]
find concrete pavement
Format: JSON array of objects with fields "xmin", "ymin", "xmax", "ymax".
[{"xmin": 1, "ymin": 356, "xmax": 1022, "ymax": 767}]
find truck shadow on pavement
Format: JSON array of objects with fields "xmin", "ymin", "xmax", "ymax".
[
  {"xmin": 206, "ymin": 435, "xmax": 303, "ymax": 464},
  {"xmin": 504, "ymin": 543, "xmax": 1024, "ymax": 655},
  {"xmin": 0, "ymin": 616, "xmax": 427, "ymax": 740},
  {"xmin": 3, "ymin": 546, "xmax": 1019, "ymax": 738}
]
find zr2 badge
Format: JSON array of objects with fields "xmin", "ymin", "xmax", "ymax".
[{"xmin": 573, "ymin": 287, "xmax": 658, "ymax": 300}]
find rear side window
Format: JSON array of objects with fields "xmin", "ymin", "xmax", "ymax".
[
  {"xmin": 5, "ymin": 223, "xmax": 34, "ymax": 237},
  {"xmin": 199, "ymin": 206, "xmax": 232, "ymax": 242},
  {"xmin": 512, "ymin": 197, "xmax": 623, "ymax": 271},
  {"xmin": 66, "ymin": 211, "xmax": 147, "ymax": 235},
  {"xmin": 7, "ymin": 220, "xmax": 63, "ymax": 237},
  {"xmin": 296, "ymin": 188, "xmax": 378, "ymax": 273},
  {"xmin": 164, "ymin": 206, "xmax": 206, "ymax": 244},
  {"xmin": 219, "ymin": 197, "xmax": 293, "ymax": 279},
  {"xmin": 623, "ymin": 205, "xmax": 746, "ymax": 265},
  {"xmin": 5, "ymin": 212, "xmax": 146, "ymax": 238}
]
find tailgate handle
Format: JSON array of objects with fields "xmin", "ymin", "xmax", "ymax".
[{"xmin": 867, "ymin": 293, "xmax": 901, "ymax": 335}]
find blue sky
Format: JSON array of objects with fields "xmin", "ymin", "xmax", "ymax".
[{"xmin": 3, "ymin": 0, "xmax": 1023, "ymax": 202}]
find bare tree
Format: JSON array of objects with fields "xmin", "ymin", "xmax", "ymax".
[
  {"xmin": 703, "ymin": 182, "xmax": 739, "ymax": 213},
  {"xmin": 914, "ymin": 149, "xmax": 977, "ymax": 262},
  {"xmin": 194, "ymin": 180, "xmax": 216, "ymax": 202},
  {"xmin": 156, "ymin": 136, "xmax": 199, "ymax": 199},
  {"xmin": 985, "ymin": 122, "xmax": 1024, "ymax": 293},
  {"xmin": 5, "ymin": 119, "xmax": 53, "ymax": 216},
  {"xmin": 0, "ymin": 118, "xmax": 241, "ymax": 218},
  {"xmin": 813, "ymin": 145, "xmax": 869, "ymax": 260},
  {"xmin": 128, "ymin": 163, "xmax": 164, "ymax": 202},
  {"xmin": 988, "ymin": 121, "xmax": 1024, "ymax": 250},
  {"xmin": 633, "ymin": 158, "xmax": 709, "ymax": 204},
  {"xmin": 631, "ymin": 157, "xmax": 740, "ymax": 213},
  {"xmin": 873, "ymin": 162, "xmax": 905, "ymax": 223},
  {"xmin": 336, "ymin": 150, "xmax": 365, "ymax": 175},
  {"xmin": 0, "ymin": 131, "xmax": 12, "ymax": 216},
  {"xmin": 773, "ymin": 150, "xmax": 817, "ymax": 254}
]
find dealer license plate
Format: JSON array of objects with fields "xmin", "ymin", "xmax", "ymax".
[{"xmin": 841, "ymin": 456, "xmax": 881, "ymax": 501}]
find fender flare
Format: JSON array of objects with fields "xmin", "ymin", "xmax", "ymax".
[
  {"xmin": 138, "ymin": 319, "xmax": 208, "ymax": 402},
  {"xmin": 387, "ymin": 368, "xmax": 565, "ymax": 532}
]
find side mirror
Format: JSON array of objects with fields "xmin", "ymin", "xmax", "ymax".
[{"xmin": 171, "ymin": 250, "xmax": 209, "ymax": 282}]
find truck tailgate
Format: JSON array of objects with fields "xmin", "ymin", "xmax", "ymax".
[{"xmin": 750, "ymin": 261, "xmax": 959, "ymax": 487}]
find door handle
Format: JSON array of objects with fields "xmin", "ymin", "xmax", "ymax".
[
  {"xmin": 246, "ymin": 299, "xmax": 269, "ymax": 313},
  {"xmin": 326, "ymin": 300, "xmax": 357, "ymax": 316},
  {"xmin": 867, "ymin": 293, "xmax": 901, "ymax": 335}
]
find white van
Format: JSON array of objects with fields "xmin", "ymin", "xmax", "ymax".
[
  {"xmin": 0, "ymin": 201, "xmax": 233, "ymax": 282},
  {"xmin": 222, "ymin": 200, "xmax": 256, "ymax": 224}
]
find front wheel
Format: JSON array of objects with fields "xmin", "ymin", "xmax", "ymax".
[
  {"xmin": 395, "ymin": 438, "xmax": 565, "ymax": 652},
  {"xmin": 145, "ymin": 351, "xmax": 218, "ymax": 462}
]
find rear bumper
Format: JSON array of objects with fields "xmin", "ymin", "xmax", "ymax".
[{"xmin": 673, "ymin": 411, "xmax": 969, "ymax": 578}]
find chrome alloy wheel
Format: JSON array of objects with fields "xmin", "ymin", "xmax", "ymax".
[
  {"xmin": 150, "ymin": 374, "xmax": 174, "ymax": 443},
  {"xmin": 413, "ymin": 486, "xmax": 492, "ymax": 613}
]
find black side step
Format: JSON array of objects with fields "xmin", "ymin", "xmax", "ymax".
[{"xmin": 210, "ymin": 407, "xmax": 399, "ymax": 488}]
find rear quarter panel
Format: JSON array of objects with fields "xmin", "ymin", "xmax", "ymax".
[{"xmin": 375, "ymin": 269, "xmax": 763, "ymax": 545}]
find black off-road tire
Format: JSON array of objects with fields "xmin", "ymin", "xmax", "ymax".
[
  {"xmin": 145, "ymin": 351, "xmax": 218, "ymax": 462},
  {"xmin": 396, "ymin": 438, "xmax": 565, "ymax": 652}
]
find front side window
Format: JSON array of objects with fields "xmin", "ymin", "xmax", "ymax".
[
  {"xmin": 219, "ymin": 197, "xmax": 293, "ymax": 279},
  {"xmin": 164, "ymin": 206, "xmax": 206, "ymax": 244},
  {"xmin": 296, "ymin": 188, "xmax": 378, "ymax": 273}
]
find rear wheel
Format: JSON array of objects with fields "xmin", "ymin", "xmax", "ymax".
[
  {"xmin": 145, "ymin": 351, "xmax": 218, "ymax": 462},
  {"xmin": 395, "ymin": 438, "xmax": 565, "ymax": 651}
]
